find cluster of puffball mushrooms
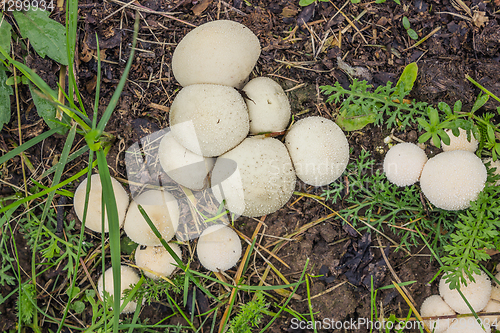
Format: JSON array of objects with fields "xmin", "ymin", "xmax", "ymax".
[
  {"xmin": 383, "ymin": 128, "xmax": 487, "ymax": 211},
  {"xmin": 384, "ymin": 130, "xmax": 500, "ymax": 332},
  {"xmin": 420, "ymin": 269, "xmax": 500, "ymax": 333},
  {"xmin": 73, "ymin": 20, "xmax": 350, "ymax": 313}
]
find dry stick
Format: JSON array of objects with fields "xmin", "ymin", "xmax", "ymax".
[
  {"xmin": 403, "ymin": 26, "xmax": 441, "ymax": 51},
  {"xmin": 376, "ymin": 235, "xmax": 416, "ymax": 305},
  {"xmin": 107, "ymin": 0, "xmax": 197, "ymax": 27},
  {"xmin": 392, "ymin": 281, "xmax": 432, "ymax": 333},
  {"xmin": 331, "ymin": 2, "xmax": 368, "ymax": 44},
  {"xmin": 218, "ymin": 217, "xmax": 265, "ymax": 333}
]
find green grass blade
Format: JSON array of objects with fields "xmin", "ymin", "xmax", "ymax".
[
  {"xmin": 96, "ymin": 13, "xmax": 139, "ymax": 133},
  {"xmin": 0, "ymin": 158, "xmax": 98, "ymax": 215},
  {"xmin": 40, "ymin": 146, "xmax": 89, "ymax": 178},
  {"xmin": 96, "ymin": 149, "xmax": 121, "ymax": 333},
  {"xmin": 41, "ymin": 124, "xmax": 76, "ymax": 221},
  {"xmin": 0, "ymin": 127, "xmax": 61, "ymax": 165},
  {"xmin": 93, "ymin": 34, "xmax": 101, "ymax": 128}
]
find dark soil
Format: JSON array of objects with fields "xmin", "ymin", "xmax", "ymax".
[{"xmin": 1, "ymin": 0, "xmax": 500, "ymax": 331}]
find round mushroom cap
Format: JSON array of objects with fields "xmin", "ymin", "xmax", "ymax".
[
  {"xmin": 172, "ymin": 20, "xmax": 261, "ymax": 88},
  {"xmin": 169, "ymin": 84, "xmax": 249, "ymax": 157},
  {"xmin": 135, "ymin": 243, "xmax": 182, "ymax": 280},
  {"xmin": 439, "ymin": 270, "xmax": 492, "ymax": 314},
  {"xmin": 242, "ymin": 77, "xmax": 291, "ymax": 134},
  {"xmin": 196, "ymin": 224, "xmax": 242, "ymax": 272},
  {"xmin": 73, "ymin": 174, "xmax": 129, "ymax": 233},
  {"xmin": 420, "ymin": 151, "xmax": 487, "ymax": 210},
  {"xmin": 420, "ymin": 295, "xmax": 456, "ymax": 333},
  {"xmin": 444, "ymin": 318, "xmax": 491, "ymax": 333},
  {"xmin": 123, "ymin": 190, "xmax": 179, "ymax": 246},
  {"xmin": 441, "ymin": 128, "xmax": 478, "ymax": 152},
  {"xmin": 211, "ymin": 137, "xmax": 296, "ymax": 217},
  {"xmin": 383, "ymin": 143, "xmax": 428, "ymax": 186},
  {"xmin": 481, "ymin": 300, "xmax": 500, "ymax": 326},
  {"xmin": 285, "ymin": 116, "xmax": 349, "ymax": 186},
  {"xmin": 159, "ymin": 131, "xmax": 215, "ymax": 190},
  {"xmin": 97, "ymin": 265, "xmax": 140, "ymax": 314}
]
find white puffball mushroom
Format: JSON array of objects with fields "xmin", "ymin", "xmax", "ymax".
[
  {"xmin": 242, "ymin": 77, "xmax": 291, "ymax": 134},
  {"xmin": 285, "ymin": 116, "xmax": 349, "ymax": 186},
  {"xmin": 420, "ymin": 150, "xmax": 487, "ymax": 210},
  {"xmin": 196, "ymin": 224, "xmax": 242, "ymax": 272},
  {"xmin": 444, "ymin": 318, "xmax": 491, "ymax": 333},
  {"xmin": 480, "ymin": 300, "xmax": 500, "ymax": 325},
  {"xmin": 159, "ymin": 131, "xmax": 215, "ymax": 190},
  {"xmin": 441, "ymin": 128, "xmax": 478, "ymax": 152},
  {"xmin": 123, "ymin": 190, "xmax": 179, "ymax": 246},
  {"xmin": 439, "ymin": 270, "xmax": 492, "ymax": 314},
  {"xmin": 135, "ymin": 243, "xmax": 182, "ymax": 280},
  {"xmin": 73, "ymin": 174, "xmax": 129, "ymax": 233},
  {"xmin": 420, "ymin": 295, "xmax": 456, "ymax": 333},
  {"xmin": 169, "ymin": 84, "xmax": 249, "ymax": 157},
  {"xmin": 172, "ymin": 20, "xmax": 261, "ymax": 88},
  {"xmin": 211, "ymin": 137, "xmax": 296, "ymax": 217},
  {"xmin": 97, "ymin": 265, "xmax": 140, "ymax": 314},
  {"xmin": 383, "ymin": 143, "xmax": 428, "ymax": 186}
]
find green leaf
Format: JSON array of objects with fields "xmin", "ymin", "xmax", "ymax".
[
  {"xmin": 351, "ymin": 0, "xmax": 361, "ymax": 3},
  {"xmin": 417, "ymin": 117, "xmax": 430, "ymax": 130},
  {"xmin": 432, "ymin": 133, "xmax": 441, "ymax": 148},
  {"xmin": 393, "ymin": 0, "xmax": 401, "ymax": 4},
  {"xmin": 0, "ymin": 20, "xmax": 12, "ymax": 61},
  {"xmin": 438, "ymin": 102, "xmax": 452, "ymax": 116},
  {"xmin": 487, "ymin": 125, "xmax": 496, "ymax": 143},
  {"xmin": 299, "ymin": 0, "xmax": 315, "ymax": 5},
  {"xmin": 71, "ymin": 301, "xmax": 85, "ymax": 314},
  {"xmin": 375, "ymin": 0, "xmax": 386, "ymax": 3},
  {"xmin": 438, "ymin": 129, "xmax": 450, "ymax": 146},
  {"xmin": 428, "ymin": 107, "xmax": 440, "ymax": 126},
  {"xmin": 454, "ymin": 100, "xmax": 462, "ymax": 113},
  {"xmin": 29, "ymin": 84, "xmax": 68, "ymax": 134},
  {"xmin": 13, "ymin": 8, "xmax": 68, "ymax": 65},
  {"xmin": 402, "ymin": 17, "xmax": 411, "ymax": 30},
  {"xmin": 395, "ymin": 62, "xmax": 418, "ymax": 95},
  {"xmin": 407, "ymin": 29, "xmax": 419, "ymax": 40},
  {"xmin": 0, "ymin": 66, "xmax": 13, "ymax": 130},
  {"xmin": 120, "ymin": 236, "xmax": 138, "ymax": 255},
  {"xmin": 336, "ymin": 106, "xmax": 376, "ymax": 131},
  {"xmin": 418, "ymin": 131, "xmax": 432, "ymax": 143},
  {"xmin": 471, "ymin": 93, "xmax": 489, "ymax": 114}
]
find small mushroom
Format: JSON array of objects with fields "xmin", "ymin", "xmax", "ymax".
[
  {"xmin": 172, "ymin": 20, "xmax": 261, "ymax": 88},
  {"xmin": 441, "ymin": 128, "xmax": 478, "ymax": 152},
  {"xmin": 420, "ymin": 151, "xmax": 487, "ymax": 210},
  {"xmin": 242, "ymin": 77, "xmax": 291, "ymax": 134},
  {"xmin": 439, "ymin": 270, "xmax": 491, "ymax": 314},
  {"xmin": 97, "ymin": 265, "xmax": 140, "ymax": 314},
  {"xmin": 480, "ymin": 299, "xmax": 500, "ymax": 326},
  {"xmin": 285, "ymin": 116, "xmax": 349, "ymax": 186},
  {"xmin": 420, "ymin": 295, "xmax": 456, "ymax": 333},
  {"xmin": 135, "ymin": 243, "xmax": 182, "ymax": 280},
  {"xmin": 196, "ymin": 224, "xmax": 242, "ymax": 272},
  {"xmin": 211, "ymin": 136, "xmax": 296, "ymax": 217},
  {"xmin": 158, "ymin": 131, "xmax": 215, "ymax": 190},
  {"xmin": 169, "ymin": 84, "xmax": 249, "ymax": 157},
  {"xmin": 123, "ymin": 190, "xmax": 179, "ymax": 246},
  {"xmin": 73, "ymin": 174, "xmax": 129, "ymax": 233},
  {"xmin": 383, "ymin": 142, "xmax": 428, "ymax": 186}
]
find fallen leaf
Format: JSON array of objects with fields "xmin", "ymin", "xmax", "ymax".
[{"xmin": 472, "ymin": 11, "xmax": 489, "ymax": 28}]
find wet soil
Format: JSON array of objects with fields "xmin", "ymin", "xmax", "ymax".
[{"xmin": 1, "ymin": 0, "xmax": 500, "ymax": 331}]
